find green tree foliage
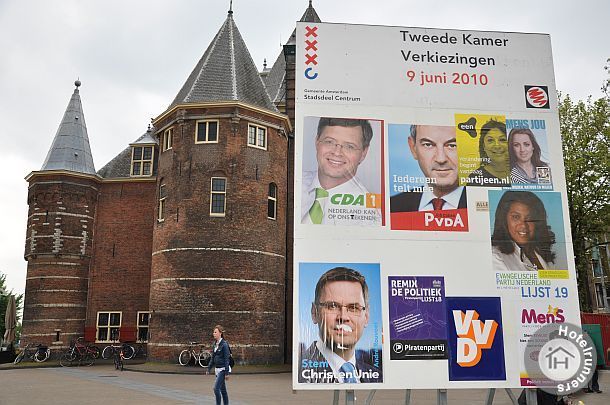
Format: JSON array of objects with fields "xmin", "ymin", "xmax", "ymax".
[
  {"xmin": 559, "ymin": 93, "xmax": 610, "ymax": 310},
  {"xmin": 0, "ymin": 272, "xmax": 24, "ymax": 341}
]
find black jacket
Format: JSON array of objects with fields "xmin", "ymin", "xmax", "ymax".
[{"xmin": 208, "ymin": 339, "xmax": 231, "ymax": 372}]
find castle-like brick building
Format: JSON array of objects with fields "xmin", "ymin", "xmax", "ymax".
[{"xmin": 21, "ymin": 3, "xmax": 321, "ymax": 363}]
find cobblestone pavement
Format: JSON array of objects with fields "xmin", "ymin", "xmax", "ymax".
[{"xmin": 1, "ymin": 365, "xmax": 608, "ymax": 404}]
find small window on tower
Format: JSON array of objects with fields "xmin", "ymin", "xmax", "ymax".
[
  {"xmin": 196, "ymin": 120, "xmax": 219, "ymax": 143},
  {"xmin": 210, "ymin": 177, "xmax": 227, "ymax": 216},
  {"xmin": 268, "ymin": 183, "xmax": 277, "ymax": 220},
  {"xmin": 158, "ymin": 182, "xmax": 167, "ymax": 222},
  {"xmin": 162, "ymin": 128, "xmax": 173, "ymax": 152},
  {"xmin": 247, "ymin": 124, "xmax": 267, "ymax": 149}
]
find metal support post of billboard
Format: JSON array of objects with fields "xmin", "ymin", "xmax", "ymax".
[
  {"xmin": 364, "ymin": 390, "xmax": 376, "ymax": 405},
  {"xmin": 525, "ymin": 389, "xmax": 538, "ymax": 405},
  {"xmin": 345, "ymin": 390, "xmax": 355, "ymax": 405},
  {"xmin": 333, "ymin": 390, "xmax": 339, "ymax": 405},
  {"xmin": 404, "ymin": 389, "xmax": 412, "ymax": 405},
  {"xmin": 437, "ymin": 389, "xmax": 448, "ymax": 405},
  {"xmin": 485, "ymin": 388, "xmax": 520, "ymax": 405}
]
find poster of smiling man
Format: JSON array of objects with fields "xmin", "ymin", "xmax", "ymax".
[
  {"xmin": 298, "ymin": 262, "xmax": 383, "ymax": 384},
  {"xmin": 389, "ymin": 123, "xmax": 468, "ymax": 231},
  {"xmin": 301, "ymin": 116, "xmax": 384, "ymax": 226}
]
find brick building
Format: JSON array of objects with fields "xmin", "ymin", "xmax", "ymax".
[{"xmin": 20, "ymin": 3, "xmax": 321, "ymax": 363}]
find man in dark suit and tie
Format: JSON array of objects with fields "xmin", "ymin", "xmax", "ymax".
[
  {"xmin": 298, "ymin": 267, "xmax": 382, "ymax": 384},
  {"xmin": 390, "ymin": 125, "xmax": 466, "ymax": 212}
]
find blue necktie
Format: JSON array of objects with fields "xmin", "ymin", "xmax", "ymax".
[{"xmin": 340, "ymin": 362, "xmax": 358, "ymax": 383}]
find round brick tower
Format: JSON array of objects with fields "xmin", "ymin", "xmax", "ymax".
[
  {"xmin": 21, "ymin": 81, "xmax": 98, "ymax": 350},
  {"xmin": 147, "ymin": 12, "xmax": 291, "ymax": 363}
]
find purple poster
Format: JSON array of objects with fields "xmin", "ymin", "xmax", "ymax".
[{"xmin": 388, "ymin": 276, "xmax": 447, "ymax": 360}]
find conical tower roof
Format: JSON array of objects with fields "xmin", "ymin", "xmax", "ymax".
[
  {"xmin": 171, "ymin": 11, "xmax": 277, "ymax": 112},
  {"xmin": 41, "ymin": 80, "xmax": 96, "ymax": 175}
]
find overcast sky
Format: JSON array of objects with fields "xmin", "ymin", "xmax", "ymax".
[{"xmin": 1, "ymin": 0, "xmax": 608, "ymax": 296}]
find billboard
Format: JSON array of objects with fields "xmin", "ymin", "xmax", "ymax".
[{"xmin": 293, "ymin": 21, "xmax": 579, "ymax": 390}]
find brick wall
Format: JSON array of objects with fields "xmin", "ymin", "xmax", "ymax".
[
  {"xmin": 21, "ymin": 174, "xmax": 98, "ymax": 349},
  {"xmin": 148, "ymin": 105, "xmax": 289, "ymax": 363},
  {"xmin": 86, "ymin": 180, "xmax": 155, "ymax": 343}
]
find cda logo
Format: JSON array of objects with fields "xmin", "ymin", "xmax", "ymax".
[{"xmin": 330, "ymin": 193, "xmax": 381, "ymax": 209}]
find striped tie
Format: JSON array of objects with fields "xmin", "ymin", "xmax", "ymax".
[{"xmin": 340, "ymin": 362, "xmax": 358, "ymax": 383}]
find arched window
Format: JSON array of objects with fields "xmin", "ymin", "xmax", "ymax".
[{"xmin": 267, "ymin": 183, "xmax": 277, "ymax": 220}]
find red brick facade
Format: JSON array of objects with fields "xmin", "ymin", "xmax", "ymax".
[
  {"xmin": 148, "ymin": 105, "xmax": 289, "ymax": 363},
  {"xmin": 21, "ymin": 103, "xmax": 291, "ymax": 364},
  {"xmin": 22, "ymin": 174, "xmax": 98, "ymax": 349}
]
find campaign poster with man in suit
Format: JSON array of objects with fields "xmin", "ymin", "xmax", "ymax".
[
  {"xmin": 388, "ymin": 123, "xmax": 468, "ymax": 231},
  {"xmin": 298, "ymin": 263, "xmax": 383, "ymax": 384}
]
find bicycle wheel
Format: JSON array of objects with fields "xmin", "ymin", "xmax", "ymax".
[
  {"xmin": 198, "ymin": 351, "xmax": 211, "ymax": 368},
  {"xmin": 60, "ymin": 352, "xmax": 76, "ymax": 367},
  {"xmin": 89, "ymin": 346, "xmax": 101, "ymax": 359},
  {"xmin": 81, "ymin": 353, "xmax": 94, "ymax": 366},
  {"xmin": 178, "ymin": 349, "xmax": 192, "ymax": 366},
  {"xmin": 102, "ymin": 345, "xmax": 114, "ymax": 360},
  {"xmin": 122, "ymin": 344, "xmax": 135, "ymax": 360},
  {"xmin": 13, "ymin": 351, "xmax": 25, "ymax": 365},
  {"xmin": 34, "ymin": 348, "xmax": 51, "ymax": 362}
]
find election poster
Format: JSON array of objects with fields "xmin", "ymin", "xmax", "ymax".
[
  {"xmin": 388, "ymin": 124, "xmax": 468, "ymax": 231},
  {"xmin": 301, "ymin": 116, "xmax": 384, "ymax": 226},
  {"xmin": 456, "ymin": 114, "xmax": 511, "ymax": 188},
  {"xmin": 293, "ymin": 21, "xmax": 580, "ymax": 390},
  {"xmin": 388, "ymin": 276, "xmax": 447, "ymax": 360},
  {"xmin": 505, "ymin": 118, "xmax": 553, "ymax": 190},
  {"xmin": 298, "ymin": 262, "xmax": 383, "ymax": 384}
]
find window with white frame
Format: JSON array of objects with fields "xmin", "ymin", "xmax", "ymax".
[
  {"xmin": 267, "ymin": 183, "xmax": 277, "ymax": 220},
  {"xmin": 247, "ymin": 124, "xmax": 267, "ymax": 149},
  {"xmin": 162, "ymin": 128, "xmax": 173, "ymax": 152},
  {"xmin": 158, "ymin": 182, "xmax": 166, "ymax": 221},
  {"xmin": 196, "ymin": 120, "xmax": 219, "ymax": 143},
  {"xmin": 131, "ymin": 146, "xmax": 154, "ymax": 176},
  {"xmin": 210, "ymin": 177, "xmax": 226, "ymax": 216},
  {"xmin": 96, "ymin": 311, "xmax": 121, "ymax": 342},
  {"xmin": 137, "ymin": 312, "xmax": 150, "ymax": 342}
]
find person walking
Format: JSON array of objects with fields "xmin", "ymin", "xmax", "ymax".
[{"xmin": 207, "ymin": 325, "xmax": 231, "ymax": 405}]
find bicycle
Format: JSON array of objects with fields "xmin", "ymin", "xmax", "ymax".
[
  {"xmin": 60, "ymin": 338, "xmax": 97, "ymax": 367},
  {"xmin": 102, "ymin": 342, "xmax": 135, "ymax": 360},
  {"xmin": 13, "ymin": 343, "xmax": 50, "ymax": 364},
  {"xmin": 178, "ymin": 342, "xmax": 211, "ymax": 367},
  {"xmin": 131, "ymin": 342, "xmax": 147, "ymax": 359},
  {"xmin": 103, "ymin": 344, "xmax": 125, "ymax": 371}
]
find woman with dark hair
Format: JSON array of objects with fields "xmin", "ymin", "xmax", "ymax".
[
  {"xmin": 207, "ymin": 325, "xmax": 231, "ymax": 405},
  {"xmin": 467, "ymin": 119, "xmax": 511, "ymax": 186},
  {"xmin": 491, "ymin": 191, "xmax": 556, "ymax": 271},
  {"xmin": 508, "ymin": 128, "xmax": 550, "ymax": 184}
]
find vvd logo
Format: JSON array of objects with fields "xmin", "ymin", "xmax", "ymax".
[
  {"xmin": 304, "ymin": 25, "xmax": 318, "ymax": 80},
  {"xmin": 453, "ymin": 310, "xmax": 498, "ymax": 367}
]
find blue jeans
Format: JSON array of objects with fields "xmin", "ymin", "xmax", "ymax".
[{"xmin": 213, "ymin": 369, "xmax": 229, "ymax": 405}]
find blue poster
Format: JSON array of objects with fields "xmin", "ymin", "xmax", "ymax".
[{"xmin": 446, "ymin": 297, "xmax": 506, "ymax": 381}]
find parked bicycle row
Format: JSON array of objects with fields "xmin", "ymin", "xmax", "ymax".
[{"xmin": 13, "ymin": 337, "xmax": 147, "ymax": 366}]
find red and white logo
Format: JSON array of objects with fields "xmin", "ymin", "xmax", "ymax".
[{"xmin": 525, "ymin": 85, "xmax": 550, "ymax": 109}]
